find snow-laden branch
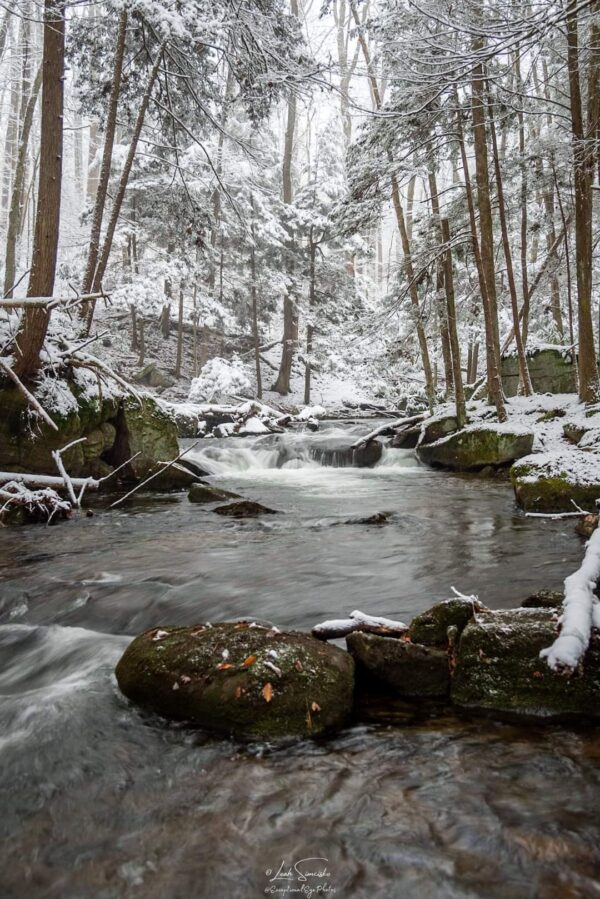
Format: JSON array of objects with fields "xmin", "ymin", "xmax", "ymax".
[{"xmin": 541, "ymin": 528, "xmax": 600, "ymax": 671}]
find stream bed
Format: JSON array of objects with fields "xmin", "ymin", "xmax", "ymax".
[{"xmin": 0, "ymin": 421, "xmax": 598, "ymax": 898}]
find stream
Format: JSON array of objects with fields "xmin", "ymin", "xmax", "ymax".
[{"xmin": 0, "ymin": 421, "xmax": 598, "ymax": 898}]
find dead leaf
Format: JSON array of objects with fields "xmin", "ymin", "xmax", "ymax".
[
  {"xmin": 235, "ymin": 686, "xmax": 243, "ymax": 699},
  {"xmin": 532, "ymin": 671, "xmax": 542, "ymax": 678},
  {"xmin": 217, "ymin": 663, "xmax": 234, "ymax": 670},
  {"xmin": 243, "ymin": 655, "xmax": 257, "ymax": 667},
  {"xmin": 262, "ymin": 682, "xmax": 274, "ymax": 703},
  {"xmin": 294, "ymin": 659, "xmax": 303, "ymax": 672},
  {"xmin": 310, "ymin": 702, "xmax": 321, "ymax": 712}
]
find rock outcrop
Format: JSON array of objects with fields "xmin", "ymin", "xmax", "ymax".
[{"xmin": 417, "ymin": 424, "xmax": 534, "ymax": 471}]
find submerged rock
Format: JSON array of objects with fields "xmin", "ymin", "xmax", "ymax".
[
  {"xmin": 213, "ymin": 500, "xmax": 279, "ymax": 517},
  {"xmin": 510, "ymin": 451, "xmax": 600, "ymax": 512},
  {"xmin": 115, "ymin": 622, "xmax": 355, "ymax": 739},
  {"xmin": 408, "ymin": 597, "xmax": 485, "ymax": 646},
  {"xmin": 188, "ymin": 482, "xmax": 241, "ymax": 504},
  {"xmin": 417, "ymin": 425, "xmax": 534, "ymax": 471},
  {"xmin": 451, "ymin": 608, "xmax": 600, "ymax": 722},
  {"xmin": 347, "ymin": 631, "xmax": 449, "ymax": 698}
]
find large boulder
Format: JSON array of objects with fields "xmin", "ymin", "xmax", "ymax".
[
  {"xmin": 347, "ymin": 631, "xmax": 450, "ymax": 698},
  {"xmin": 501, "ymin": 347, "xmax": 576, "ymax": 397},
  {"xmin": 419, "ymin": 413, "xmax": 458, "ymax": 446},
  {"xmin": 0, "ymin": 383, "xmax": 118, "ymax": 476},
  {"xmin": 133, "ymin": 362, "xmax": 175, "ymax": 389},
  {"xmin": 510, "ymin": 451, "xmax": 600, "ymax": 512},
  {"xmin": 108, "ymin": 396, "xmax": 193, "ymax": 488},
  {"xmin": 417, "ymin": 424, "xmax": 534, "ymax": 471},
  {"xmin": 408, "ymin": 597, "xmax": 484, "ymax": 646},
  {"xmin": 115, "ymin": 622, "xmax": 355, "ymax": 739},
  {"xmin": 451, "ymin": 608, "xmax": 600, "ymax": 722}
]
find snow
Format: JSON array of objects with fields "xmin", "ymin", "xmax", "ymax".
[
  {"xmin": 541, "ymin": 527, "xmax": 600, "ymax": 671},
  {"xmin": 515, "ymin": 451, "xmax": 600, "ymax": 489},
  {"xmin": 188, "ymin": 357, "xmax": 252, "ymax": 404}
]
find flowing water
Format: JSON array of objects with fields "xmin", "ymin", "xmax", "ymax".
[{"xmin": 0, "ymin": 421, "xmax": 598, "ymax": 898}]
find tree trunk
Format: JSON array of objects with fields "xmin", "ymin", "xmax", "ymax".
[
  {"xmin": 441, "ymin": 218, "xmax": 466, "ymax": 428},
  {"xmin": 85, "ymin": 39, "xmax": 166, "ymax": 332},
  {"xmin": 175, "ymin": 285, "xmax": 184, "ymax": 378},
  {"xmin": 428, "ymin": 167, "xmax": 453, "ymax": 395},
  {"xmin": 469, "ymin": 49, "xmax": 506, "ymax": 419},
  {"xmin": 80, "ymin": 10, "xmax": 127, "ymax": 308},
  {"xmin": 273, "ymin": 0, "xmax": 299, "ymax": 395},
  {"xmin": 304, "ymin": 232, "xmax": 316, "ymax": 406},
  {"xmin": 487, "ymin": 93, "xmax": 533, "ymax": 396},
  {"xmin": 13, "ymin": 0, "xmax": 65, "ymax": 379},
  {"xmin": 138, "ymin": 317, "xmax": 145, "ymax": 366},
  {"xmin": 130, "ymin": 304, "xmax": 138, "ymax": 351},
  {"xmin": 3, "ymin": 64, "xmax": 42, "ymax": 298},
  {"xmin": 567, "ymin": 1, "xmax": 600, "ymax": 401}
]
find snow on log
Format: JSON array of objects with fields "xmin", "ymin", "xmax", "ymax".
[
  {"xmin": 541, "ymin": 527, "xmax": 600, "ymax": 671},
  {"xmin": 0, "ymin": 471, "xmax": 100, "ymax": 490},
  {"xmin": 313, "ymin": 609, "xmax": 408, "ymax": 640},
  {"xmin": 351, "ymin": 412, "xmax": 428, "ymax": 449}
]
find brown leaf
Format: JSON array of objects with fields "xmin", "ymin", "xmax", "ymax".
[
  {"xmin": 294, "ymin": 659, "xmax": 303, "ymax": 672},
  {"xmin": 310, "ymin": 702, "xmax": 321, "ymax": 713},
  {"xmin": 235, "ymin": 686, "xmax": 243, "ymax": 699},
  {"xmin": 217, "ymin": 662, "xmax": 234, "ymax": 670},
  {"xmin": 243, "ymin": 655, "xmax": 257, "ymax": 667},
  {"xmin": 262, "ymin": 682, "xmax": 274, "ymax": 703}
]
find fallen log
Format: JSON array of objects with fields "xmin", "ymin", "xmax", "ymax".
[
  {"xmin": 312, "ymin": 609, "xmax": 408, "ymax": 641},
  {"xmin": 351, "ymin": 412, "xmax": 428, "ymax": 450},
  {"xmin": 0, "ymin": 471, "xmax": 100, "ymax": 490}
]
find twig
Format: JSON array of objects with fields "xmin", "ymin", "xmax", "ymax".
[
  {"xmin": 109, "ymin": 442, "xmax": 199, "ymax": 508},
  {"xmin": 0, "ymin": 357, "xmax": 58, "ymax": 431},
  {"xmin": 52, "ymin": 437, "xmax": 87, "ymax": 507}
]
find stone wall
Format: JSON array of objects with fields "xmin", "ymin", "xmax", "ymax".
[{"xmin": 501, "ymin": 348, "xmax": 576, "ymax": 396}]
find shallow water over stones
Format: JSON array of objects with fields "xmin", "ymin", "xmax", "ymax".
[{"xmin": 0, "ymin": 421, "xmax": 597, "ymax": 898}]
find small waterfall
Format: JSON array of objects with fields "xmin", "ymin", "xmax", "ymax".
[{"xmin": 185, "ymin": 426, "xmax": 420, "ymax": 477}]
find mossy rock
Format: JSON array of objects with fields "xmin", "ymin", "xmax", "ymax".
[
  {"xmin": 510, "ymin": 453, "xmax": 600, "ymax": 512},
  {"xmin": 213, "ymin": 500, "xmax": 278, "ymax": 517},
  {"xmin": 408, "ymin": 597, "xmax": 484, "ymax": 646},
  {"xmin": 520, "ymin": 590, "xmax": 563, "ymax": 609},
  {"xmin": 115, "ymin": 622, "xmax": 355, "ymax": 740},
  {"xmin": 417, "ymin": 426, "xmax": 534, "ymax": 471},
  {"xmin": 419, "ymin": 414, "xmax": 458, "ymax": 446},
  {"xmin": 451, "ymin": 608, "xmax": 600, "ymax": 722},
  {"xmin": 188, "ymin": 482, "xmax": 241, "ymax": 503},
  {"xmin": 563, "ymin": 422, "xmax": 587, "ymax": 444},
  {"xmin": 109, "ymin": 396, "xmax": 185, "ymax": 487},
  {"xmin": 347, "ymin": 631, "xmax": 449, "ymax": 698}
]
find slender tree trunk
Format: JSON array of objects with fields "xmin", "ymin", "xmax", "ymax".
[
  {"xmin": 175, "ymin": 284, "xmax": 184, "ymax": 378},
  {"xmin": 487, "ymin": 94, "xmax": 533, "ymax": 395},
  {"xmin": 80, "ymin": 9, "xmax": 128, "ymax": 311},
  {"xmin": 304, "ymin": 233, "xmax": 316, "ymax": 406},
  {"xmin": 441, "ymin": 218, "xmax": 466, "ymax": 428},
  {"xmin": 351, "ymin": 0, "xmax": 434, "ymax": 408},
  {"xmin": 428, "ymin": 167, "xmax": 453, "ymax": 395},
  {"xmin": 4, "ymin": 65, "xmax": 42, "ymax": 298},
  {"xmin": 469, "ymin": 49, "xmax": 506, "ymax": 419},
  {"xmin": 13, "ymin": 0, "xmax": 65, "ymax": 379},
  {"xmin": 85, "ymin": 39, "xmax": 166, "ymax": 332},
  {"xmin": 130, "ymin": 305, "xmax": 138, "ymax": 351},
  {"xmin": 138, "ymin": 317, "xmax": 145, "ymax": 366},
  {"xmin": 567, "ymin": 1, "xmax": 599, "ymax": 401},
  {"xmin": 273, "ymin": 0, "xmax": 299, "ymax": 395}
]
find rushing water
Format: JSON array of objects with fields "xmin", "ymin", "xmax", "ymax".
[{"xmin": 0, "ymin": 421, "xmax": 598, "ymax": 898}]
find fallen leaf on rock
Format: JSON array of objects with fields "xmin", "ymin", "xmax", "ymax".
[
  {"xmin": 235, "ymin": 686, "xmax": 243, "ymax": 699},
  {"xmin": 217, "ymin": 663, "xmax": 234, "ymax": 670},
  {"xmin": 294, "ymin": 659, "xmax": 303, "ymax": 672},
  {"xmin": 262, "ymin": 682, "xmax": 274, "ymax": 702},
  {"xmin": 243, "ymin": 655, "xmax": 257, "ymax": 667}
]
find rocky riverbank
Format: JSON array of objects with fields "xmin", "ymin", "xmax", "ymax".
[{"xmin": 115, "ymin": 594, "xmax": 600, "ymax": 740}]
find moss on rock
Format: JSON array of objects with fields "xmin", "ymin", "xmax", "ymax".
[
  {"xmin": 510, "ymin": 454, "xmax": 600, "ymax": 512},
  {"xmin": 417, "ymin": 426, "xmax": 534, "ymax": 471},
  {"xmin": 451, "ymin": 608, "xmax": 600, "ymax": 721},
  {"xmin": 408, "ymin": 597, "xmax": 484, "ymax": 646},
  {"xmin": 115, "ymin": 622, "xmax": 355, "ymax": 739},
  {"xmin": 347, "ymin": 631, "xmax": 449, "ymax": 697}
]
